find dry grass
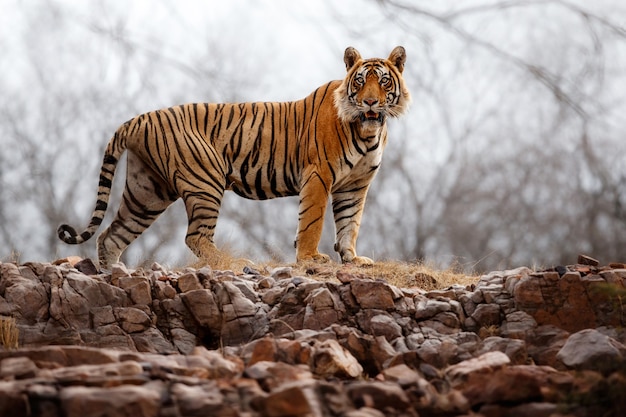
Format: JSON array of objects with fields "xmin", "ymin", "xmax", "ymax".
[
  {"xmin": 190, "ymin": 243, "xmax": 257, "ymax": 272},
  {"xmin": 254, "ymin": 259, "xmax": 479, "ymax": 291},
  {"xmin": 0, "ymin": 316, "xmax": 19, "ymax": 350},
  {"xmin": 183, "ymin": 244, "xmax": 479, "ymax": 291}
]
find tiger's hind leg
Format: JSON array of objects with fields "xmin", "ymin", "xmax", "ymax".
[{"xmin": 97, "ymin": 152, "xmax": 177, "ymax": 270}]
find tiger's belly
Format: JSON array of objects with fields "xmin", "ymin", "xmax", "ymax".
[{"xmin": 225, "ymin": 167, "xmax": 300, "ymax": 200}]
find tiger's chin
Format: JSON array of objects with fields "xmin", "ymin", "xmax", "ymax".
[{"xmin": 356, "ymin": 111, "xmax": 386, "ymax": 135}]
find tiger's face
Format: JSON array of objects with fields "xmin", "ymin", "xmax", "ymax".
[{"xmin": 334, "ymin": 46, "xmax": 411, "ymax": 129}]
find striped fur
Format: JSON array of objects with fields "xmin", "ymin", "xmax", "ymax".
[{"xmin": 58, "ymin": 46, "xmax": 411, "ymax": 269}]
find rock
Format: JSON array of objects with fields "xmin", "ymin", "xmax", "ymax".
[
  {"xmin": 74, "ymin": 258, "xmax": 99, "ymax": 275},
  {"xmin": 0, "ymin": 356, "xmax": 38, "ymax": 379},
  {"xmin": 350, "ymin": 279, "xmax": 396, "ymax": 310},
  {"xmin": 447, "ymin": 351, "xmax": 511, "ymax": 385},
  {"xmin": 270, "ymin": 266, "xmax": 293, "ymax": 280},
  {"xmin": 556, "ymin": 328, "xmax": 626, "ymax": 373},
  {"xmin": 357, "ymin": 311, "xmax": 403, "ymax": 341},
  {"xmin": 500, "ymin": 310, "xmax": 537, "ymax": 339},
  {"xmin": 60, "ymin": 382, "xmax": 163, "ymax": 417},
  {"xmin": 118, "ymin": 276, "xmax": 152, "ymax": 305},
  {"xmin": 176, "ymin": 272, "xmax": 202, "ymax": 292},
  {"xmin": 578, "ymin": 254, "xmax": 600, "ymax": 266},
  {"xmin": 0, "ymin": 380, "xmax": 29, "ymax": 416},
  {"xmin": 476, "ymin": 336, "xmax": 527, "ymax": 365},
  {"xmin": 311, "ymin": 339, "xmax": 363, "ymax": 378},
  {"xmin": 471, "ymin": 303, "xmax": 502, "ymax": 327},
  {"xmin": 1, "ymin": 260, "xmax": 626, "ymax": 416},
  {"xmin": 114, "ymin": 307, "xmax": 152, "ymax": 333},
  {"xmin": 180, "ymin": 289, "xmax": 222, "ymax": 329},
  {"xmin": 170, "ymin": 383, "xmax": 228, "ymax": 416},
  {"xmin": 256, "ymin": 381, "xmax": 318, "ymax": 417},
  {"xmin": 456, "ymin": 365, "xmax": 561, "ymax": 409},
  {"xmin": 414, "ymin": 296, "xmax": 451, "ymax": 320},
  {"xmin": 346, "ymin": 381, "xmax": 411, "ymax": 411}
]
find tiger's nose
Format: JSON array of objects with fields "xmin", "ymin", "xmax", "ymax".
[{"xmin": 363, "ymin": 98, "xmax": 378, "ymax": 106}]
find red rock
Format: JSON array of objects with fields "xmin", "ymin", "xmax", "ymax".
[
  {"xmin": 60, "ymin": 382, "xmax": 163, "ymax": 417},
  {"xmin": 52, "ymin": 256, "xmax": 83, "ymax": 267},
  {"xmin": 0, "ymin": 381, "xmax": 29, "ymax": 416},
  {"xmin": 456, "ymin": 365, "xmax": 559, "ymax": 408},
  {"xmin": 578, "ymin": 254, "xmax": 599, "ymax": 266},
  {"xmin": 258, "ymin": 382, "xmax": 317, "ymax": 417},
  {"xmin": 176, "ymin": 272, "xmax": 202, "ymax": 293},
  {"xmin": 346, "ymin": 381, "xmax": 411, "ymax": 411},
  {"xmin": 118, "ymin": 276, "xmax": 152, "ymax": 305},
  {"xmin": 350, "ymin": 279, "xmax": 396, "ymax": 310},
  {"xmin": 311, "ymin": 339, "xmax": 363, "ymax": 378}
]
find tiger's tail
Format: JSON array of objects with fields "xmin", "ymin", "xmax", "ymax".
[{"xmin": 57, "ymin": 124, "xmax": 129, "ymax": 245}]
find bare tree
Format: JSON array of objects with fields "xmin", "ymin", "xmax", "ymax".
[{"xmin": 351, "ymin": 0, "xmax": 626, "ymax": 270}]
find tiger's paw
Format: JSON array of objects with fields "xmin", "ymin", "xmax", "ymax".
[
  {"xmin": 343, "ymin": 255, "xmax": 374, "ymax": 266},
  {"xmin": 297, "ymin": 252, "xmax": 331, "ymax": 264}
]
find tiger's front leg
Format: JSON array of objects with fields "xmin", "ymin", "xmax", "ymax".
[
  {"xmin": 332, "ymin": 186, "xmax": 373, "ymax": 266},
  {"xmin": 295, "ymin": 170, "xmax": 332, "ymax": 263}
]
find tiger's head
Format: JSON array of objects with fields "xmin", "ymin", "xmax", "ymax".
[{"xmin": 334, "ymin": 46, "xmax": 411, "ymax": 129}]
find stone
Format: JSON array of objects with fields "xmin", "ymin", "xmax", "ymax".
[
  {"xmin": 501, "ymin": 310, "xmax": 537, "ymax": 339},
  {"xmin": 176, "ymin": 272, "xmax": 202, "ymax": 293},
  {"xmin": 311, "ymin": 339, "xmax": 363, "ymax": 378},
  {"xmin": 347, "ymin": 381, "xmax": 411, "ymax": 411},
  {"xmin": 118, "ymin": 276, "xmax": 152, "ymax": 305},
  {"xmin": 270, "ymin": 266, "xmax": 293, "ymax": 280},
  {"xmin": 476, "ymin": 336, "xmax": 528, "ymax": 365},
  {"xmin": 170, "ymin": 383, "xmax": 227, "ymax": 416},
  {"xmin": 471, "ymin": 303, "xmax": 502, "ymax": 327},
  {"xmin": 357, "ymin": 311, "xmax": 403, "ymax": 341},
  {"xmin": 74, "ymin": 258, "xmax": 99, "ymax": 275},
  {"xmin": 60, "ymin": 382, "xmax": 163, "ymax": 417},
  {"xmin": 350, "ymin": 279, "xmax": 396, "ymax": 310},
  {"xmin": 456, "ymin": 365, "xmax": 561, "ymax": 408},
  {"xmin": 110, "ymin": 263, "xmax": 132, "ymax": 284},
  {"xmin": 0, "ymin": 381, "xmax": 29, "ymax": 416},
  {"xmin": 114, "ymin": 307, "xmax": 152, "ymax": 333},
  {"xmin": 414, "ymin": 296, "xmax": 451, "ymax": 320},
  {"xmin": 446, "ymin": 351, "xmax": 511, "ymax": 385},
  {"xmin": 578, "ymin": 254, "xmax": 600, "ymax": 266},
  {"xmin": 0, "ymin": 356, "xmax": 38, "ymax": 379},
  {"xmin": 556, "ymin": 328, "xmax": 626, "ymax": 373},
  {"xmin": 217, "ymin": 281, "xmax": 258, "ymax": 320},
  {"xmin": 170, "ymin": 328, "xmax": 197, "ymax": 354},
  {"xmin": 2, "ymin": 260, "xmax": 626, "ymax": 416},
  {"xmin": 257, "ymin": 381, "xmax": 317, "ymax": 417},
  {"xmin": 245, "ymin": 361, "xmax": 314, "ymax": 391},
  {"xmin": 180, "ymin": 289, "xmax": 222, "ymax": 329}
]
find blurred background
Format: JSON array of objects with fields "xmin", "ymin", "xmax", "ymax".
[{"xmin": 1, "ymin": 0, "xmax": 625, "ymax": 272}]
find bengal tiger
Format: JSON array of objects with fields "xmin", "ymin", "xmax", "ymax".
[{"xmin": 58, "ymin": 46, "xmax": 411, "ymax": 269}]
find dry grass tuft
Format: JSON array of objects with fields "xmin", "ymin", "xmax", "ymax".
[
  {"xmin": 260, "ymin": 258, "xmax": 479, "ymax": 291},
  {"xmin": 0, "ymin": 316, "xmax": 19, "ymax": 350},
  {"xmin": 190, "ymin": 243, "xmax": 256, "ymax": 272}
]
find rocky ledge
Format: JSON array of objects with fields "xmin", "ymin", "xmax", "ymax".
[{"xmin": 0, "ymin": 256, "xmax": 625, "ymax": 416}]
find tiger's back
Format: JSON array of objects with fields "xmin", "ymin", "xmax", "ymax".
[{"xmin": 58, "ymin": 47, "xmax": 410, "ymax": 269}]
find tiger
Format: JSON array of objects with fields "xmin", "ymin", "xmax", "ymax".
[{"xmin": 58, "ymin": 46, "xmax": 411, "ymax": 270}]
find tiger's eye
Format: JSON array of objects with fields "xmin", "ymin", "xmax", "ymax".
[{"xmin": 380, "ymin": 75, "xmax": 390, "ymax": 85}]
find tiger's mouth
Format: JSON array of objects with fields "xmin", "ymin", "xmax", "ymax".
[{"xmin": 359, "ymin": 111, "xmax": 384, "ymax": 123}]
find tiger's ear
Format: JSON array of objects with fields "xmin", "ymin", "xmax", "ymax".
[
  {"xmin": 388, "ymin": 46, "xmax": 406, "ymax": 73},
  {"xmin": 343, "ymin": 47, "xmax": 361, "ymax": 71}
]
